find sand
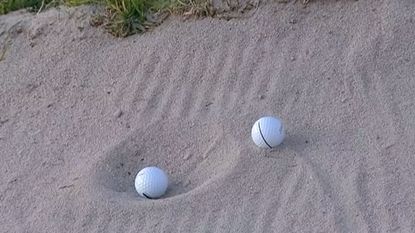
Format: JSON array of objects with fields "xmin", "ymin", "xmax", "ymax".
[{"xmin": 1, "ymin": 0, "xmax": 415, "ymax": 232}]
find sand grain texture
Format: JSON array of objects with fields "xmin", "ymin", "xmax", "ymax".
[{"xmin": 1, "ymin": 1, "xmax": 415, "ymax": 232}]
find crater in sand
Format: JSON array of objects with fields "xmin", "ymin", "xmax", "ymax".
[{"xmin": 92, "ymin": 118, "xmax": 240, "ymax": 201}]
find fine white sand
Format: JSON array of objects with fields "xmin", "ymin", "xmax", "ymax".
[{"xmin": 1, "ymin": 1, "xmax": 415, "ymax": 232}]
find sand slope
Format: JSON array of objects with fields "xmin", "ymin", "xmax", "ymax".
[{"xmin": 1, "ymin": 1, "xmax": 415, "ymax": 232}]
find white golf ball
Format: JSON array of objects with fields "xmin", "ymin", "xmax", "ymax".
[
  {"xmin": 135, "ymin": 166, "xmax": 168, "ymax": 199},
  {"xmin": 251, "ymin": 116, "xmax": 285, "ymax": 148}
]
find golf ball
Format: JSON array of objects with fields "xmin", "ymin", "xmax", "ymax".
[
  {"xmin": 251, "ymin": 116, "xmax": 285, "ymax": 148},
  {"xmin": 135, "ymin": 166, "xmax": 168, "ymax": 199}
]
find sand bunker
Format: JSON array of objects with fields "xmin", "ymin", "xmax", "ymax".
[{"xmin": 1, "ymin": 0, "xmax": 415, "ymax": 232}]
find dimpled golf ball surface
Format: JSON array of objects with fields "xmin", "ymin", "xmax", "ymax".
[
  {"xmin": 135, "ymin": 167, "xmax": 168, "ymax": 199},
  {"xmin": 251, "ymin": 116, "xmax": 285, "ymax": 148}
]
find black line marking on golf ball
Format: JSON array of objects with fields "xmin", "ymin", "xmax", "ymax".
[
  {"xmin": 258, "ymin": 122, "xmax": 272, "ymax": 149},
  {"xmin": 142, "ymin": 193, "xmax": 154, "ymax": 199}
]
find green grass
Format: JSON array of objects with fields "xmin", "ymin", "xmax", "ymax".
[
  {"xmin": 97, "ymin": 0, "xmax": 212, "ymax": 36},
  {"xmin": 101, "ymin": 0, "xmax": 173, "ymax": 36},
  {"xmin": 0, "ymin": 0, "xmax": 52, "ymax": 14},
  {"xmin": 0, "ymin": 0, "xmax": 211, "ymax": 36},
  {"xmin": 0, "ymin": 0, "xmax": 92, "ymax": 14},
  {"xmin": 65, "ymin": 0, "xmax": 97, "ymax": 6}
]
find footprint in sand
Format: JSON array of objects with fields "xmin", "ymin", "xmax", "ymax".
[{"xmin": 90, "ymin": 117, "xmax": 241, "ymax": 202}]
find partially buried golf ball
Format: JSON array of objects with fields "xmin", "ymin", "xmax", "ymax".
[
  {"xmin": 251, "ymin": 116, "xmax": 285, "ymax": 148},
  {"xmin": 135, "ymin": 166, "xmax": 168, "ymax": 199}
]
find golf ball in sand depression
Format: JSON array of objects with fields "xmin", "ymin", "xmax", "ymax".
[
  {"xmin": 251, "ymin": 116, "xmax": 285, "ymax": 148},
  {"xmin": 135, "ymin": 166, "xmax": 168, "ymax": 199}
]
